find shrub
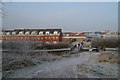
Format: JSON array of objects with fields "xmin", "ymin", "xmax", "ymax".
[
  {"xmin": 3, "ymin": 59, "xmax": 36, "ymax": 71},
  {"xmin": 36, "ymin": 42, "xmax": 71, "ymax": 49},
  {"xmin": 69, "ymin": 39, "xmax": 77, "ymax": 43},
  {"xmin": 2, "ymin": 41, "xmax": 36, "ymax": 54},
  {"xmin": 91, "ymin": 37, "xmax": 119, "ymax": 48}
]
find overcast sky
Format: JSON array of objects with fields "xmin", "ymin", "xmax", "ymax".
[{"xmin": 2, "ymin": 2, "xmax": 118, "ymax": 33}]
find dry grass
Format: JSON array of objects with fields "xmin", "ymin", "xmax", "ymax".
[
  {"xmin": 2, "ymin": 51, "xmax": 68, "ymax": 71},
  {"xmin": 2, "ymin": 41, "xmax": 72, "ymax": 71},
  {"xmin": 91, "ymin": 37, "xmax": 119, "ymax": 48},
  {"xmin": 36, "ymin": 42, "xmax": 72, "ymax": 50},
  {"xmin": 97, "ymin": 51, "xmax": 119, "ymax": 64},
  {"xmin": 31, "ymin": 52, "xmax": 62, "ymax": 61},
  {"xmin": 83, "ymin": 42, "xmax": 91, "ymax": 48},
  {"xmin": 2, "ymin": 53, "xmax": 37, "ymax": 71}
]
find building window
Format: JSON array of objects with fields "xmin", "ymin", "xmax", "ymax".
[
  {"xmin": 2, "ymin": 32, "xmax": 6, "ymax": 35},
  {"xmin": 53, "ymin": 37, "xmax": 55, "ymax": 39},
  {"xmin": 53, "ymin": 41, "xmax": 57, "ymax": 43},
  {"xmin": 7, "ymin": 37, "xmax": 10, "ymax": 39},
  {"xmin": 39, "ymin": 32, "xmax": 43, "ymax": 35},
  {"xmin": 46, "ymin": 31, "xmax": 50, "ymax": 35},
  {"xmin": 66, "ymin": 34, "xmax": 69, "ymax": 36},
  {"xmin": 0, "ymin": 37, "xmax": 2, "ymax": 39},
  {"xmin": 34, "ymin": 37, "xmax": 37, "ymax": 40},
  {"xmin": 0, "ymin": 32, "xmax": 3, "ymax": 35},
  {"xmin": 19, "ymin": 31, "xmax": 24, "ymax": 35},
  {"xmin": 46, "ymin": 42, "xmax": 50, "ymax": 43},
  {"xmin": 38, "ymin": 37, "xmax": 40, "ymax": 39},
  {"xmin": 14, "ymin": 37, "xmax": 16, "ymax": 39},
  {"xmin": 31, "ymin": 37, "xmax": 33, "ymax": 39},
  {"xmin": 6, "ymin": 32, "xmax": 11, "ymax": 35},
  {"xmin": 31, "ymin": 31, "xmax": 37, "ymax": 35},
  {"xmin": 11, "ymin": 37, "xmax": 13, "ymax": 39},
  {"xmin": 54, "ymin": 31, "xmax": 58, "ymax": 34},
  {"xmin": 12, "ymin": 32, "xmax": 16, "ymax": 35},
  {"xmin": 41, "ymin": 37, "xmax": 43, "ymax": 40},
  {"xmin": 45, "ymin": 37, "xmax": 47, "ymax": 39},
  {"xmin": 25, "ymin": 31, "xmax": 30, "ymax": 35},
  {"xmin": 12, "ymin": 37, "xmax": 14, "ymax": 39},
  {"xmin": 56, "ymin": 37, "xmax": 58, "ymax": 39}
]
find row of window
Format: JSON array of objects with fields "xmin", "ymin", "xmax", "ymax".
[
  {"xmin": 103, "ymin": 35, "xmax": 118, "ymax": 37},
  {"xmin": 0, "ymin": 36, "xmax": 59, "ymax": 40},
  {"xmin": 1, "ymin": 31, "xmax": 59, "ymax": 35},
  {"xmin": 8, "ymin": 41, "xmax": 59, "ymax": 43}
]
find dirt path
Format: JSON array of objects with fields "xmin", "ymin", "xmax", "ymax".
[{"xmin": 5, "ymin": 52, "xmax": 99, "ymax": 78}]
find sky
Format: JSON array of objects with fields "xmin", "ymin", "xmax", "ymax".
[{"xmin": 2, "ymin": 2, "xmax": 118, "ymax": 33}]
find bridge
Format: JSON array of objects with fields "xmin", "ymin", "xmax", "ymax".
[{"xmin": 1, "ymin": 47, "xmax": 118, "ymax": 53}]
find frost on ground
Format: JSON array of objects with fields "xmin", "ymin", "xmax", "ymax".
[
  {"xmin": 76, "ymin": 63, "xmax": 118, "ymax": 78},
  {"xmin": 2, "ymin": 51, "xmax": 71, "ymax": 78},
  {"xmin": 76, "ymin": 51, "xmax": 118, "ymax": 78},
  {"xmin": 2, "ymin": 51, "xmax": 119, "ymax": 78}
]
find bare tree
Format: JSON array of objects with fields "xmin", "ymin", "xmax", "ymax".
[{"xmin": 0, "ymin": 0, "xmax": 7, "ymax": 16}]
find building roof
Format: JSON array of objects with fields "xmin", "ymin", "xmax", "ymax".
[
  {"xmin": 2, "ymin": 29, "xmax": 62, "ymax": 35},
  {"xmin": 88, "ymin": 33, "xmax": 102, "ymax": 37}
]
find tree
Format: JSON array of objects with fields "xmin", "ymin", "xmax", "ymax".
[
  {"xmin": 2, "ymin": 41, "xmax": 36, "ymax": 54},
  {"xmin": 69, "ymin": 39, "xmax": 77, "ymax": 44}
]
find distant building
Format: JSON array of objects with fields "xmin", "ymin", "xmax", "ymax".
[
  {"xmin": 88, "ymin": 33, "xmax": 102, "ymax": 38},
  {"xmin": 83, "ymin": 33, "xmax": 102, "ymax": 42},
  {"xmin": 62, "ymin": 33, "xmax": 87, "ymax": 42},
  {"xmin": 0, "ymin": 29, "xmax": 62, "ymax": 43},
  {"xmin": 102, "ymin": 33, "xmax": 118, "ymax": 38},
  {"xmin": 105, "ymin": 29, "xmax": 110, "ymax": 34}
]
